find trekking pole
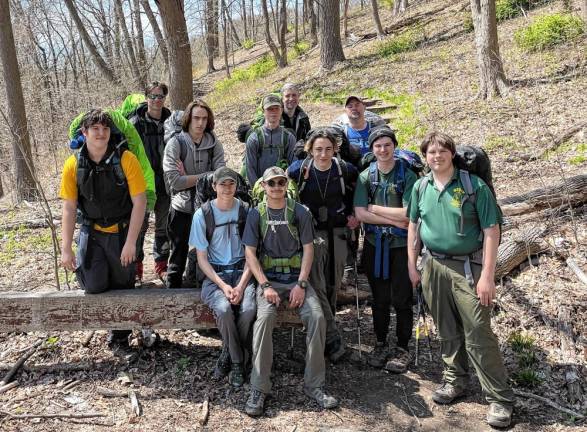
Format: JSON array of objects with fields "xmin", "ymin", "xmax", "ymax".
[
  {"xmin": 415, "ymin": 285, "xmax": 422, "ymax": 367},
  {"xmin": 416, "ymin": 283, "xmax": 433, "ymax": 363},
  {"xmin": 352, "ymin": 230, "xmax": 362, "ymax": 359}
]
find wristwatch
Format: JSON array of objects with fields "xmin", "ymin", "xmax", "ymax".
[
  {"xmin": 260, "ymin": 281, "xmax": 272, "ymax": 290},
  {"xmin": 297, "ymin": 280, "xmax": 309, "ymax": 290}
]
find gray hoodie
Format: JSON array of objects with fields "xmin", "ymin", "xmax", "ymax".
[
  {"xmin": 163, "ymin": 130, "xmax": 225, "ymax": 214},
  {"xmin": 245, "ymin": 125, "xmax": 295, "ymax": 185}
]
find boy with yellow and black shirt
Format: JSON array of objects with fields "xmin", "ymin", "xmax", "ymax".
[
  {"xmin": 407, "ymin": 131, "xmax": 514, "ymax": 428},
  {"xmin": 354, "ymin": 126, "xmax": 417, "ymax": 373}
]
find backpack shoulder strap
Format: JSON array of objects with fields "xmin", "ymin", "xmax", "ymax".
[
  {"xmin": 367, "ymin": 161, "xmax": 379, "ymax": 203},
  {"xmin": 297, "ymin": 157, "xmax": 313, "ymax": 194},
  {"xmin": 285, "ymin": 198, "xmax": 300, "ymax": 245},
  {"xmin": 237, "ymin": 199, "xmax": 249, "ymax": 239},
  {"xmin": 111, "ymin": 147, "xmax": 126, "ymax": 184},
  {"xmin": 255, "ymin": 128, "xmax": 264, "ymax": 157},
  {"xmin": 393, "ymin": 158, "xmax": 406, "ymax": 196},
  {"xmin": 202, "ymin": 201, "xmax": 215, "ymax": 244},
  {"xmin": 333, "ymin": 157, "xmax": 346, "ymax": 196},
  {"xmin": 258, "ymin": 201, "xmax": 268, "ymax": 239},
  {"xmin": 207, "ymin": 146, "xmax": 214, "ymax": 171},
  {"xmin": 459, "ymin": 169, "xmax": 475, "ymax": 203}
]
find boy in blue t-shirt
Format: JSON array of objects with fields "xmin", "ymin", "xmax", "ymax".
[{"xmin": 189, "ymin": 167, "xmax": 256, "ymax": 388}]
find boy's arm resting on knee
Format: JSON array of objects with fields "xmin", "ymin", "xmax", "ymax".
[
  {"xmin": 61, "ymin": 199, "xmax": 77, "ymax": 271},
  {"xmin": 196, "ymin": 249, "xmax": 231, "ymax": 296},
  {"xmin": 121, "ymin": 192, "xmax": 146, "ymax": 266}
]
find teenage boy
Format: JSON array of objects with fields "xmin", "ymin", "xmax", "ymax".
[
  {"xmin": 189, "ymin": 167, "xmax": 256, "ymax": 388},
  {"xmin": 354, "ymin": 126, "xmax": 417, "ymax": 373},
  {"xmin": 242, "ymin": 167, "xmax": 338, "ymax": 416},
  {"xmin": 60, "ymin": 109, "xmax": 147, "ymax": 349},
  {"xmin": 407, "ymin": 132, "xmax": 514, "ymax": 428},
  {"xmin": 244, "ymin": 95, "xmax": 296, "ymax": 185}
]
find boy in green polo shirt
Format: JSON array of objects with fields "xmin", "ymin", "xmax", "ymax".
[{"xmin": 407, "ymin": 131, "xmax": 514, "ymax": 428}]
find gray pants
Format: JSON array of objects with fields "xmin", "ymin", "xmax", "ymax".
[
  {"xmin": 201, "ymin": 270, "xmax": 256, "ymax": 364},
  {"xmin": 250, "ymin": 281, "xmax": 326, "ymax": 394},
  {"xmin": 309, "ymin": 228, "xmax": 347, "ymax": 343}
]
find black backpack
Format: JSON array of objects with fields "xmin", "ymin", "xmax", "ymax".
[
  {"xmin": 201, "ymin": 199, "xmax": 250, "ymax": 243},
  {"xmin": 194, "ymin": 171, "xmax": 253, "ymax": 210}
]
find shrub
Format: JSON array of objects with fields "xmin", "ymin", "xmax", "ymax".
[
  {"xmin": 463, "ymin": 14, "xmax": 474, "ymax": 33},
  {"xmin": 242, "ymin": 39, "xmax": 254, "ymax": 49},
  {"xmin": 214, "ymin": 55, "xmax": 276, "ymax": 94},
  {"xmin": 515, "ymin": 13, "xmax": 584, "ymax": 51},
  {"xmin": 380, "ymin": 0, "xmax": 394, "ymax": 9},
  {"xmin": 378, "ymin": 29, "xmax": 421, "ymax": 57},
  {"xmin": 508, "ymin": 331, "xmax": 536, "ymax": 353},
  {"xmin": 496, "ymin": 0, "xmax": 530, "ymax": 22},
  {"xmin": 513, "ymin": 368, "xmax": 543, "ymax": 387}
]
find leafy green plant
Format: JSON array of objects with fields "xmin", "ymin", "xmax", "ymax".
[
  {"xmin": 214, "ymin": 54, "xmax": 276, "ymax": 94},
  {"xmin": 463, "ymin": 14, "xmax": 474, "ymax": 32},
  {"xmin": 176, "ymin": 356, "xmax": 191, "ymax": 375},
  {"xmin": 569, "ymin": 155, "xmax": 586, "ymax": 165},
  {"xmin": 377, "ymin": 28, "xmax": 423, "ymax": 58},
  {"xmin": 515, "ymin": 13, "xmax": 584, "ymax": 52},
  {"xmin": 513, "ymin": 368, "xmax": 543, "ymax": 387},
  {"xmin": 380, "ymin": 0, "xmax": 394, "ymax": 9},
  {"xmin": 242, "ymin": 38, "xmax": 254, "ymax": 49},
  {"xmin": 293, "ymin": 40, "xmax": 310, "ymax": 56},
  {"xmin": 305, "ymin": 86, "xmax": 351, "ymax": 105},
  {"xmin": 496, "ymin": 0, "xmax": 530, "ymax": 22},
  {"xmin": 484, "ymin": 135, "xmax": 518, "ymax": 152},
  {"xmin": 508, "ymin": 331, "xmax": 536, "ymax": 353}
]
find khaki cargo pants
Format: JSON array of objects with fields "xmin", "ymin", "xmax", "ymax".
[{"xmin": 421, "ymin": 254, "xmax": 515, "ymax": 406}]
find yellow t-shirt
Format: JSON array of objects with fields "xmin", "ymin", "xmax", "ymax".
[{"xmin": 60, "ymin": 150, "xmax": 146, "ymax": 233}]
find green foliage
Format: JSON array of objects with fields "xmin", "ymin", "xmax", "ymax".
[
  {"xmin": 176, "ymin": 356, "xmax": 191, "ymax": 375},
  {"xmin": 380, "ymin": 0, "xmax": 394, "ymax": 9},
  {"xmin": 484, "ymin": 135, "xmax": 518, "ymax": 152},
  {"xmin": 293, "ymin": 41, "xmax": 310, "ymax": 56},
  {"xmin": 45, "ymin": 336, "xmax": 60, "ymax": 348},
  {"xmin": 569, "ymin": 155, "xmax": 586, "ymax": 165},
  {"xmin": 214, "ymin": 55, "xmax": 277, "ymax": 94},
  {"xmin": 496, "ymin": 0, "xmax": 530, "ymax": 22},
  {"xmin": 377, "ymin": 28, "xmax": 423, "ymax": 58},
  {"xmin": 515, "ymin": 14, "xmax": 584, "ymax": 52},
  {"xmin": 305, "ymin": 86, "xmax": 350, "ymax": 105},
  {"xmin": 0, "ymin": 226, "xmax": 52, "ymax": 263},
  {"xmin": 242, "ymin": 38, "xmax": 255, "ymax": 49},
  {"xmin": 512, "ymin": 368, "xmax": 543, "ymax": 387},
  {"xmin": 463, "ymin": 14, "xmax": 474, "ymax": 33},
  {"xmin": 508, "ymin": 331, "xmax": 536, "ymax": 353}
]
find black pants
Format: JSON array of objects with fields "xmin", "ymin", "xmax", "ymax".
[
  {"xmin": 166, "ymin": 207, "xmax": 193, "ymax": 288},
  {"xmin": 363, "ymin": 242, "xmax": 413, "ymax": 350}
]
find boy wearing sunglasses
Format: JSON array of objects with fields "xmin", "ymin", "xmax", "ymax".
[{"xmin": 242, "ymin": 166, "xmax": 338, "ymax": 416}]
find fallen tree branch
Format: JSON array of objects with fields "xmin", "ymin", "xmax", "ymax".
[
  {"xmin": 199, "ymin": 396, "xmax": 209, "ymax": 426},
  {"xmin": 0, "ymin": 339, "xmax": 43, "ymax": 386},
  {"xmin": 531, "ymin": 122, "xmax": 587, "ymax": 160},
  {"xmin": 513, "ymin": 389, "xmax": 585, "ymax": 420},
  {"xmin": 81, "ymin": 331, "xmax": 95, "ymax": 347},
  {"xmin": 0, "ymin": 381, "xmax": 19, "ymax": 394},
  {"xmin": 0, "ymin": 411, "xmax": 107, "ymax": 420},
  {"xmin": 495, "ymin": 226, "xmax": 548, "ymax": 279},
  {"xmin": 0, "ymin": 360, "xmax": 124, "ymax": 373},
  {"xmin": 96, "ymin": 387, "xmax": 128, "ymax": 398}
]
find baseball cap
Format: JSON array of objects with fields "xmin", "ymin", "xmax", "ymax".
[
  {"xmin": 213, "ymin": 167, "xmax": 238, "ymax": 184},
  {"xmin": 262, "ymin": 166, "xmax": 287, "ymax": 182},
  {"xmin": 344, "ymin": 95, "xmax": 364, "ymax": 106},
  {"xmin": 262, "ymin": 94, "xmax": 283, "ymax": 109},
  {"xmin": 368, "ymin": 126, "xmax": 398, "ymax": 148}
]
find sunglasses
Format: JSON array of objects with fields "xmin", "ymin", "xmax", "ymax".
[
  {"xmin": 147, "ymin": 94, "xmax": 165, "ymax": 100},
  {"xmin": 266, "ymin": 178, "xmax": 287, "ymax": 187}
]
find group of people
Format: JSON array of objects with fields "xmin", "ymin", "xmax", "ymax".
[{"xmin": 59, "ymin": 82, "xmax": 514, "ymax": 427}]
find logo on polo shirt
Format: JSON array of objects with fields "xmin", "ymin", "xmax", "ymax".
[{"xmin": 451, "ymin": 187, "xmax": 465, "ymax": 208}]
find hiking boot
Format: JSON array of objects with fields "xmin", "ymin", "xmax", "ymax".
[
  {"xmin": 135, "ymin": 261, "xmax": 143, "ymax": 287},
  {"xmin": 212, "ymin": 346, "xmax": 231, "ymax": 381},
  {"xmin": 487, "ymin": 402, "xmax": 513, "ymax": 428},
  {"xmin": 367, "ymin": 341, "xmax": 389, "ymax": 368},
  {"xmin": 384, "ymin": 347, "xmax": 411, "ymax": 374},
  {"xmin": 228, "ymin": 363, "xmax": 245, "ymax": 388},
  {"xmin": 107, "ymin": 330, "xmax": 131, "ymax": 350},
  {"xmin": 304, "ymin": 386, "xmax": 339, "ymax": 409},
  {"xmin": 432, "ymin": 382, "xmax": 466, "ymax": 405},
  {"xmin": 139, "ymin": 329, "xmax": 160, "ymax": 348},
  {"xmin": 245, "ymin": 389, "xmax": 267, "ymax": 417},
  {"xmin": 325, "ymin": 337, "xmax": 346, "ymax": 363},
  {"xmin": 154, "ymin": 260, "xmax": 168, "ymax": 284}
]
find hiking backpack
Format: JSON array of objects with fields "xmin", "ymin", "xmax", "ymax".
[
  {"xmin": 251, "ymin": 176, "xmax": 299, "ymax": 205},
  {"xmin": 240, "ymin": 126, "xmax": 293, "ymax": 182},
  {"xmin": 295, "ymin": 156, "xmax": 351, "ymax": 197},
  {"xmin": 201, "ymin": 199, "xmax": 250, "ymax": 244},
  {"xmin": 195, "ymin": 171, "xmax": 253, "ymax": 210}
]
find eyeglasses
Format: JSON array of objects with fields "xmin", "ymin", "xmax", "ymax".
[
  {"xmin": 266, "ymin": 179, "xmax": 287, "ymax": 187},
  {"xmin": 147, "ymin": 94, "xmax": 165, "ymax": 100}
]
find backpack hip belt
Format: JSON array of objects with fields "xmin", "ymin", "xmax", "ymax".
[
  {"xmin": 365, "ymin": 224, "xmax": 407, "ymax": 280},
  {"xmin": 424, "ymin": 248, "xmax": 483, "ymax": 287},
  {"xmin": 212, "ymin": 259, "xmax": 245, "ymax": 274},
  {"xmin": 261, "ymin": 254, "xmax": 302, "ymax": 274}
]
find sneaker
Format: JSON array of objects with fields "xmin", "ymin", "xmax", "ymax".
[
  {"xmin": 139, "ymin": 329, "xmax": 160, "ymax": 348},
  {"xmin": 212, "ymin": 346, "xmax": 231, "ymax": 381},
  {"xmin": 325, "ymin": 337, "xmax": 346, "ymax": 363},
  {"xmin": 304, "ymin": 386, "xmax": 339, "ymax": 409},
  {"xmin": 154, "ymin": 260, "xmax": 168, "ymax": 284},
  {"xmin": 432, "ymin": 382, "xmax": 466, "ymax": 405},
  {"xmin": 228, "ymin": 363, "xmax": 245, "ymax": 388},
  {"xmin": 107, "ymin": 330, "xmax": 131, "ymax": 350},
  {"xmin": 487, "ymin": 402, "xmax": 513, "ymax": 428},
  {"xmin": 367, "ymin": 341, "xmax": 389, "ymax": 368},
  {"xmin": 245, "ymin": 389, "xmax": 266, "ymax": 417},
  {"xmin": 384, "ymin": 347, "xmax": 411, "ymax": 374}
]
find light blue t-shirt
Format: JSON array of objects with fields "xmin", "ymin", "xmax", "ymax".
[
  {"xmin": 345, "ymin": 124, "xmax": 371, "ymax": 155},
  {"xmin": 189, "ymin": 199, "xmax": 245, "ymax": 266}
]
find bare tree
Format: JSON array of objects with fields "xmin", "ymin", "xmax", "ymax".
[
  {"xmin": 294, "ymin": 0, "xmax": 299, "ymax": 44},
  {"xmin": 63, "ymin": 0, "xmax": 118, "ymax": 84},
  {"xmin": 140, "ymin": 0, "xmax": 169, "ymax": 71},
  {"xmin": 0, "ymin": 0, "xmax": 37, "ymax": 201},
  {"xmin": 133, "ymin": 0, "xmax": 148, "ymax": 82},
  {"xmin": 308, "ymin": 0, "xmax": 318, "ymax": 46},
  {"xmin": 320, "ymin": 0, "xmax": 345, "ymax": 69},
  {"xmin": 221, "ymin": 0, "xmax": 231, "ymax": 78},
  {"xmin": 241, "ymin": 0, "xmax": 249, "ymax": 39},
  {"xmin": 582, "ymin": 0, "xmax": 587, "ymax": 24},
  {"xmin": 221, "ymin": 0, "xmax": 242, "ymax": 47},
  {"xmin": 205, "ymin": 0, "xmax": 218, "ymax": 72},
  {"xmin": 470, "ymin": 0, "xmax": 508, "ymax": 99},
  {"xmin": 370, "ymin": 0, "xmax": 385, "ymax": 37},
  {"xmin": 114, "ymin": 0, "xmax": 144, "ymax": 86},
  {"xmin": 278, "ymin": 0, "xmax": 287, "ymax": 59},
  {"xmin": 155, "ymin": 0, "xmax": 193, "ymax": 109},
  {"xmin": 343, "ymin": 0, "xmax": 350, "ymax": 38},
  {"xmin": 393, "ymin": 0, "xmax": 408, "ymax": 16},
  {"xmin": 261, "ymin": 0, "xmax": 287, "ymax": 67}
]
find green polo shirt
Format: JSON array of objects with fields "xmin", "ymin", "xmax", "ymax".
[
  {"xmin": 354, "ymin": 161, "xmax": 417, "ymax": 249},
  {"xmin": 408, "ymin": 170, "xmax": 502, "ymax": 255}
]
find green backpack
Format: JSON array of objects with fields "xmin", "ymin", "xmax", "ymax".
[
  {"xmin": 250, "ymin": 176, "xmax": 299, "ymax": 205},
  {"xmin": 240, "ymin": 126, "xmax": 291, "ymax": 183}
]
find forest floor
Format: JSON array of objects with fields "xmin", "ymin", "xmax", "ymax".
[{"xmin": 0, "ymin": 0, "xmax": 586, "ymax": 431}]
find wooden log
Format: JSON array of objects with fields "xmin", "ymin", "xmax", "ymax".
[
  {"xmin": 499, "ymin": 174, "xmax": 587, "ymax": 216},
  {"xmin": 0, "ymin": 288, "xmax": 301, "ymax": 333},
  {"xmin": 495, "ymin": 226, "xmax": 547, "ymax": 280}
]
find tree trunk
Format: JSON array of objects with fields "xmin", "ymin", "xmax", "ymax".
[
  {"xmin": 221, "ymin": 0, "xmax": 242, "ymax": 47},
  {"xmin": 343, "ymin": 0, "xmax": 350, "ymax": 37},
  {"xmin": 319, "ymin": 0, "xmax": 345, "ymax": 69},
  {"xmin": 261, "ymin": 0, "xmax": 286, "ymax": 67},
  {"xmin": 393, "ymin": 0, "xmax": 408, "ymax": 15},
  {"xmin": 470, "ymin": 0, "xmax": 508, "ymax": 99},
  {"xmin": 155, "ymin": 0, "xmax": 193, "ymax": 109},
  {"xmin": 309, "ymin": 0, "xmax": 318, "ymax": 46},
  {"xmin": 294, "ymin": 0, "xmax": 299, "ymax": 44},
  {"xmin": 278, "ymin": 0, "xmax": 287, "ymax": 63},
  {"xmin": 370, "ymin": 0, "xmax": 385, "ymax": 37},
  {"xmin": 140, "ymin": 0, "xmax": 169, "ymax": 71},
  {"xmin": 63, "ymin": 0, "xmax": 118, "ymax": 83},
  {"xmin": 582, "ymin": 0, "xmax": 587, "ymax": 24},
  {"xmin": 0, "ymin": 0, "xmax": 37, "ymax": 201},
  {"xmin": 221, "ymin": 2, "xmax": 231, "ymax": 78},
  {"xmin": 114, "ymin": 0, "xmax": 143, "ymax": 86},
  {"xmin": 205, "ymin": 0, "xmax": 217, "ymax": 72},
  {"xmin": 133, "ymin": 0, "xmax": 148, "ymax": 85},
  {"xmin": 242, "ymin": 0, "xmax": 248, "ymax": 39}
]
